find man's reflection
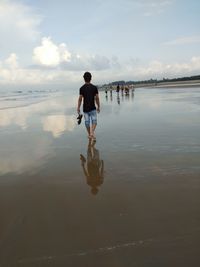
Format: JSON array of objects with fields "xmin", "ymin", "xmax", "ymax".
[
  {"xmin": 80, "ymin": 140, "xmax": 104, "ymax": 195},
  {"xmin": 117, "ymin": 93, "xmax": 120, "ymax": 105},
  {"xmin": 125, "ymin": 92, "xmax": 130, "ymax": 100},
  {"xmin": 105, "ymin": 89, "xmax": 108, "ymax": 101},
  {"xmin": 110, "ymin": 90, "xmax": 113, "ymax": 102},
  {"xmin": 131, "ymin": 89, "xmax": 135, "ymax": 100}
]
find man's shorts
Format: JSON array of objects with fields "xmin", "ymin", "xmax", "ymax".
[{"xmin": 84, "ymin": 109, "xmax": 97, "ymax": 128}]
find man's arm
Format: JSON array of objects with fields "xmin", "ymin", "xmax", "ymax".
[
  {"xmin": 77, "ymin": 95, "xmax": 83, "ymax": 114},
  {"xmin": 95, "ymin": 94, "xmax": 100, "ymax": 113},
  {"xmin": 100, "ymin": 160, "xmax": 104, "ymax": 177},
  {"xmin": 80, "ymin": 155, "xmax": 89, "ymax": 178}
]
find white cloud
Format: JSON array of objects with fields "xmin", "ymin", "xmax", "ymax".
[
  {"xmin": 33, "ymin": 37, "xmax": 71, "ymax": 67},
  {"xmin": 61, "ymin": 53, "xmax": 111, "ymax": 71},
  {"xmin": 5, "ymin": 53, "xmax": 19, "ymax": 69},
  {"xmin": 130, "ymin": 57, "xmax": 200, "ymax": 79},
  {"xmin": 1, "ymin": 50, "xmax": 200, "ymax": 85},
  {"xmin": 137, "ymin": 0, "xmax": 172, "ymax": 8},
  {"xmin": 32, "ymin": 37, "xmax": 110, "ymax": 70},
  {"xmin": 0, "ymin": 0, "xmax": 41, "ymax": 54},
  {"xmin": 0, "ymin": 52, "xmax": 77, "ymax": 84},
  {"xmin": 136, "ymin": 0, "xmax": 173, "ymax": 15},
  {"xmin": 164, "ymin": 36, "xmax": 200, "ymax": 46},
  {"xmin": 91, "ymin": 56, "xmax": 200, "ymax": 82}
]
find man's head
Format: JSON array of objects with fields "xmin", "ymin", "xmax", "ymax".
[
  {"xmin": 83, "ymin": 72, "xmax": 92, "ymax": 83},
  {"xmin": 91, "ymin": 186, "xmax": 98, "ymax": 195}
]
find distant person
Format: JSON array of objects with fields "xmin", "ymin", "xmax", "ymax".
[
  {"xmin": 105, "ymin": 89, "xmax": 108, "ymax": 101},
  {"xmin": 80, "ymin": 140, "xmax": 104, "ymax": 195},
  {"xmin": 116, "ymin": 83, "xmax": 120, "ymax": 93},
  {"xmin": 125, "ymin": 86, "xmax": 129, "ymax": 95},
  {"xmin": 131, "ymin": 89, "xmax": 134, "ymax": 100},
  {"xmin": 110, "ymin": 93, "xmax": 113, "ymax": 102},
  {"xmin": 77, "ymin": 72, "xmax": 100, "ymax": 140}
]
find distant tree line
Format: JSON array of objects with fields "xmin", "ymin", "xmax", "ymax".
[{"xmin": 104, "ymin": 75, "xmax": 200, "ymax": 86}]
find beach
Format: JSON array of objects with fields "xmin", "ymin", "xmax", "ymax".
[{"xmin": 0, "ymin": 87, "xmax": 200, "ymax": 266}]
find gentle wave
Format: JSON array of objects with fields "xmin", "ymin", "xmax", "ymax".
[{"xmin": 0, "ymin": 89, "xmax": 61, "ymax": 109}]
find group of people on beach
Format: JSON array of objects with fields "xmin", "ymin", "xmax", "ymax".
[
  {"xmin": 105, "ymin": 84, "xmax": 134, "ymax": 96},
  {"xmin": 116, "ymin": 84, "xmax": 134, "ymax": 95},
  {"xmin": 104, "ymin": 84, "xmax": 135, "ymax": 105},
  {"xmin": 105, "ymin": 87, "xmax": 134, "ymax": 105}
]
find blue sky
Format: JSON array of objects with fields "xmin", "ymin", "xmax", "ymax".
[{"xmin": 0, "ymin": 0, "xmax": 200, "ymax": 85}]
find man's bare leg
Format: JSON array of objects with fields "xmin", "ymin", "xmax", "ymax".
[
  {"xmin": 91, "ymin": 123, "xmax": 97, "ymax": 139},
  {"xmin": 86, "ymin": 126, "xmax": 91, "ymax": 138}
]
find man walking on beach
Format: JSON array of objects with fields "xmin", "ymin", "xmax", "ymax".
[{"xmin": 77, "ymin": 72, "xmax": 100, "ymax": 140}]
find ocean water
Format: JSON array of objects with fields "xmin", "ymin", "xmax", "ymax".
[{"xmin": 0, "ymin": 87, "xmax": 200, "ymax": 266}]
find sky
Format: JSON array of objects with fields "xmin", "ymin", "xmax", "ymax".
[{"xmin": 0, "ymin": 0, "xmax": 200, "ymax": 86}]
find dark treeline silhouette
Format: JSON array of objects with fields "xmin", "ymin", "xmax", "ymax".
[{"xmin": 103, "ymin": 74, "xmax": 200, "ymax": 87}]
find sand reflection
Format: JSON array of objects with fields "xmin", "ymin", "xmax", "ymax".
[{"xmin": 80, "ymin": 140, "xmax": 104, "ymax": 195}]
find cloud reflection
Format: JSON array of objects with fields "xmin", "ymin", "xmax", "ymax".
[
  {"xmin": 0, "ymin": 108, "xmax": 28, "ymax": 129},
  {"xmin": 0, "ymin": 137, "xmax": 54, "ymax": 175},
  {"xmin": 0, "ymin": 93, "xmax": 77, "ymax": 175},
  {"xmin": 0, "ymin": 94, "xmax": 77, "ymax": 133},
  {"xmin": 42, "ymin": 115, "xmax": 76, "ymax": 138}
]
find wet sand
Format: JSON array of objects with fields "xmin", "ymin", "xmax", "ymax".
[{"xmin": 0, "ymin": 87, "xmax": 200, "ymax": 266}]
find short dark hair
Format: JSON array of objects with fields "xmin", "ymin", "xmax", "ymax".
[{"xmin": 83, "ymin": 72, "xmax": 92, "ymax": 82}]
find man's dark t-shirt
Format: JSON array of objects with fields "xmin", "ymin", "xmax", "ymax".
[{"xmin": 79, "ymin": 83, "xmax": 98, "ymax": 112}]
